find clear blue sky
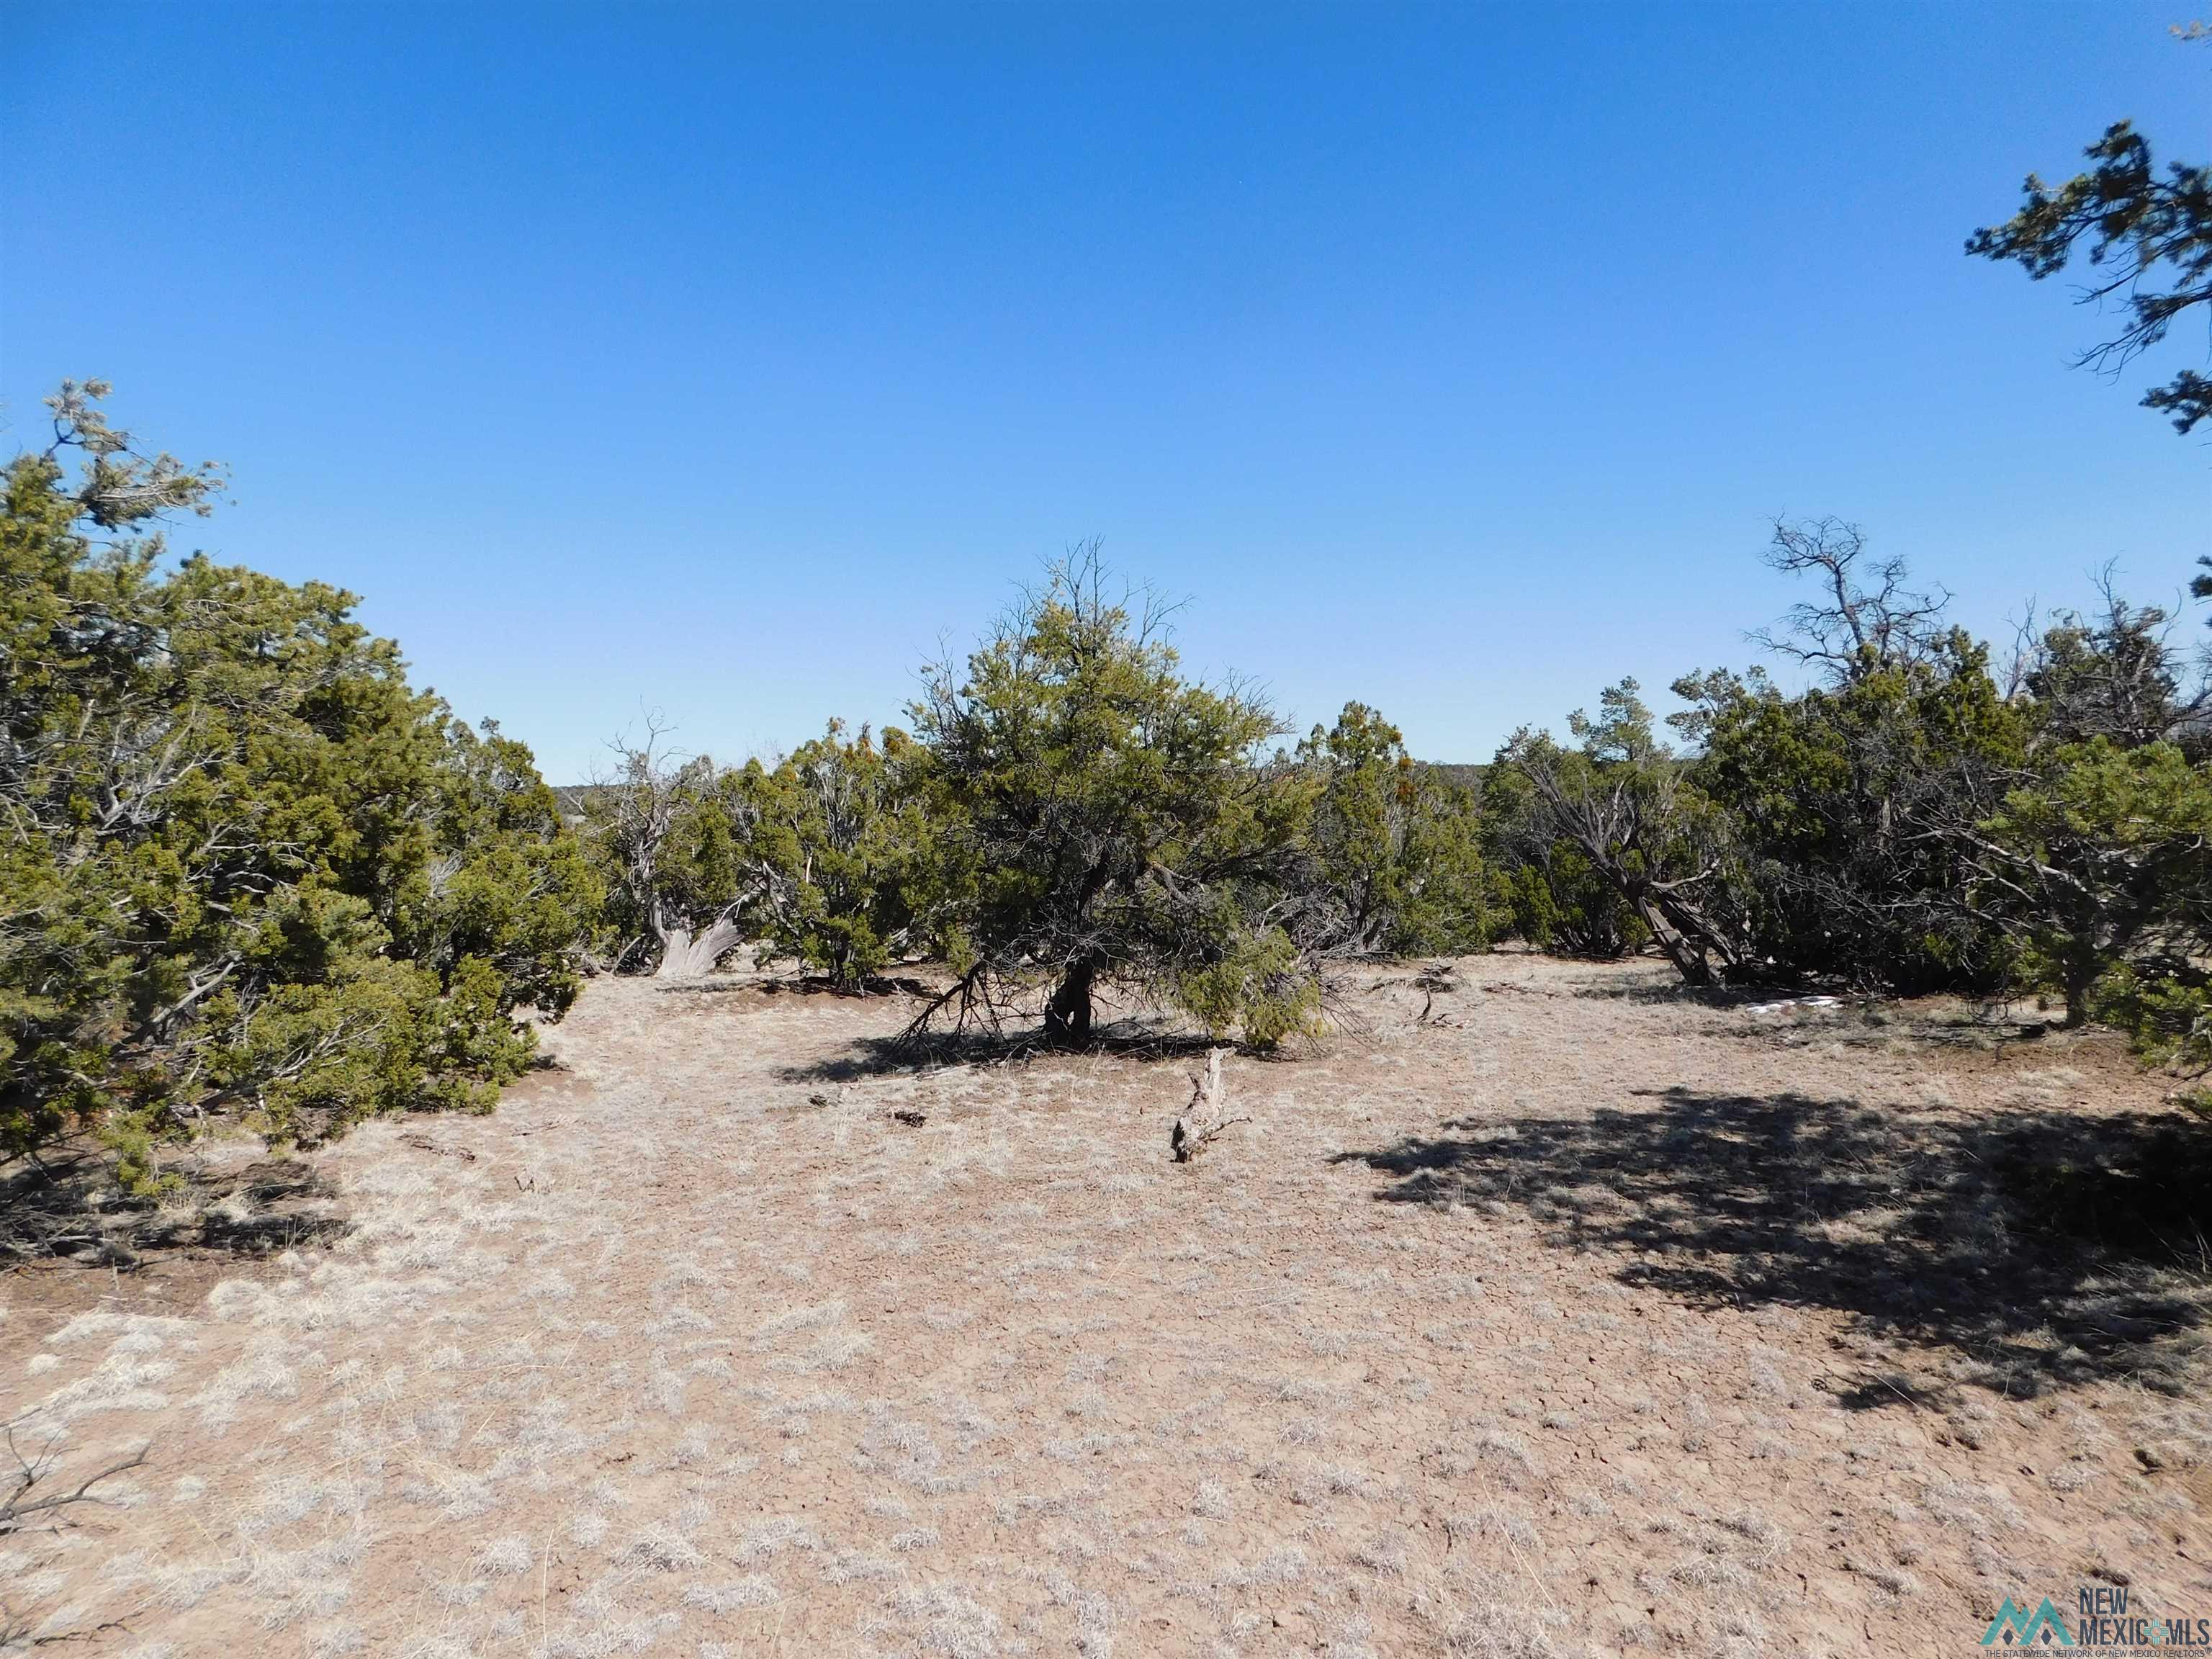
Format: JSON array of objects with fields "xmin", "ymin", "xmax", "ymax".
[{"xmin": 6, "ymin": 4, "xmax": 2205, "ymax": 781}]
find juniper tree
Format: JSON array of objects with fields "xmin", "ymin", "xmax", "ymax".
[
  {"xmin": 746, "ymin": 720, "xmax": 935, "ymax": 990},
  {"xmin": 1969, "ymin": 738, "xmax": 2212, "ymax": 1026},
  {"xmin": 1664, "ymin": 523, "xmax": 2023, "ymax": 993},
  {"xmin": 585, "ymin": 721, "xmax": 769, "ymax": 978},
  {"xmin": 1280, "ymin": 702, "xmax": 1491, "ymax": 958},
  {"xmin": 2013, "ymin": 582, "xmax": 2208, "ymax": 754},
  {"xmin": 1, "ymin": 382, "xmax": 598, "ymax": 1182},
  {"xmin": 904, "ymin": 548, "xmax": 1308, "ymax": 1048},
  {"xmin": 1496, "ymin": 681, "xmax": 1749, "ymax": 987},
  {"xmin": 1970, "ymin": 590, "xmax": 2212, "ymax": 1035},
  {"xmin": 1479, "ymin": 760, "xmax": 1647, "ymax": 958}
]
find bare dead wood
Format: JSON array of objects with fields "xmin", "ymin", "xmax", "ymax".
[
  {"xmin": 0, "ymin": 1426, "xmax": 150, "ymax": 1646},
  {"xmin": 1413, "ymin": 962, "xmax": 1458, "ymax": 1025},
  {"xmin": 1170, "ymin": 1048, "xmax": 1250, "ymax": 1161},
  {"xmin": 1, "ymin": 1426, "xmax": 148, "ymax": 1535}
]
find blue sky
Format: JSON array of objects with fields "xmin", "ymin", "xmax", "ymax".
[{"xmin": 6, "ymin": 3, "xmax": 2205, "ymax": 780}]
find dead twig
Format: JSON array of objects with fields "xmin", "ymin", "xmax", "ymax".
[
  {"xmin": 1, "ymin": 1426, "xmax": 148, "ymax": 1536},
  {"xmin": 0, "ymin": 1425, "xmax": 151, "ymax": 1643}
]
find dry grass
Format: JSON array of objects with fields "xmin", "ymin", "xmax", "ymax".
[{"xmin": 1, "ymin": 955, "xmax": 2208, "ymax": 1656}]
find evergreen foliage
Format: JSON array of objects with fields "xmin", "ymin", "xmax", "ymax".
[
  {"xmin": 901, "ymin": 547, "xmax": 1310, "ymax": 1048},
  {"xmin": 12, "ymin": 378, "xmax": 2212, "ymax": 1159},
  {"xmin": 1, "ymin": 383, "xmax": 597, "ymax": 1184}
]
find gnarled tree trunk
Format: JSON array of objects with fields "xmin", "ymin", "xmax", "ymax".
[
  {"xmin": 1630, "ymin": 891, "xmax": 1718, "ymax": 986},
  {"xmin": 1043, "ymin": 961, "xmax": 1097, "ymax": 1047}
]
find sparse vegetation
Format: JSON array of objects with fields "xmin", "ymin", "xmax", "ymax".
[
  {"xmin": 7, "ymin": 36, "xmax": 2209, "ymax": 1659},
  {"xmin": 9, "ymin": 380, "xmax": 2212, "ymax": 1194}
]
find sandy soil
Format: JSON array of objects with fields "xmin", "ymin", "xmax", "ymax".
[{"xmin": 4, "ymin": 954, "xmax": 2208, "ymax": 1658}]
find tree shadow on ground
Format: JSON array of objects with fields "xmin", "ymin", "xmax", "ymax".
[
  {"xmin": 655, "ymin": 974, "xmax": 937, "ymax": 999},
  {"xmin": 1, "ymin": 1148, "xmax": 349, "ymax": 1269},
  {"xmin": 1563, "ymin": 971, "xmax": 2074, "ymax": 1048},
  {"xmin": 1562, "ymin": 971, "xmax": 1836, "ymax": 1009},
  {"xmin": 779, "ymin": 1021, "xmax": 1226, "ymax": 1084},
  {"xmin": 1333, "ymin": 1088, "xmax": 2212, "ymax": 1398}
]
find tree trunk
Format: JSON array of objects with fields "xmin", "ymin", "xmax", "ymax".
[
  {"xmin": 1623, "ymin": 887, "xmax": 1715, "ymax": 986},
  {"xmin": 1640, "ymin": 906, "xmax": 1715, "ymax": 985},
  {"xmin": 655, "ymin": 915, "xmax": 747, "ymax": 979},
  {"xmin": 2059, "ymin": 953, "xmax": 2097, "ymax": 1028},
  {"xmin": 1043, "ymin": 962, "xmax": 1096, "ymax": 1047}
]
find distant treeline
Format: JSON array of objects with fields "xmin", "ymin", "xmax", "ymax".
[{"xmin": 7, "ymin": 381, "xmax": 2210, "ymax": 1190}]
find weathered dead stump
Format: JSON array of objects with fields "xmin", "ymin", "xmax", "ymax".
[{"xmin": 1171, "ymin": 1047, "xmax": 1249, "ymax": 1161}]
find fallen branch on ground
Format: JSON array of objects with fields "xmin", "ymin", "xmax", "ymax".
[
  {"xmin": 1, "ymin": 1426, "xmax": 148, "ymax": 1536},
  {"xmin": 0, "ymin": 1426, "xmax": 151, "ymax": 1647},
  {"xmin": 1171, "ymin": 1048, "xmax": 1250, "ymax": 1161}
]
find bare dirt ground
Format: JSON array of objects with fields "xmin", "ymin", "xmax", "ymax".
[{"xmin": 4, "ymin": 953, "xmax": 2210, "ymax": 1658}]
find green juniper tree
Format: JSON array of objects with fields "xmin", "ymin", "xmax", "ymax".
[
  {"xmin": 904, "ymin": 548, "xmax": 1310, "ymax": 1048},
  {"xmin": 1480, "ymin": 761, "xmax": 1647, "ymax": 959},
  {"xmin": 1971, "ymin": 737, "xmax": 2212, "ymax": 1028},
  {"xmin": 1280, "ymin": 702, "xmax": 1491, "ymax": 958},
  {"xmin": 1673, "ymin": 521, "xmax": 2024, "ymax": 994},
  {"xmin": 1, "ymin": 382, "xmax": 598, "ymax": 1184},
  {"xmin": 1963, "ymin": 591, "xmax": 2212, "ymax": 1039},
  {"xmin": 1497, "ymin": 680, "xmax": 1749, "ymax": 987},
  {"xmin": 745, "ymin": 720, "xmax": 935, "ymax": 991},
  {"xmin": 585, "ymin": 721, "xmax": 773, "ymax": 979}
]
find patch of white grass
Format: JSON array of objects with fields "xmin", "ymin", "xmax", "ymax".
[
  {"xmin": 682, "ymin": 1578, "xmax": 781, "ymax": 1614},
  {"xmin": 477, "ymin": 1534, "xmax": 536, "ymax": 1575}
]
